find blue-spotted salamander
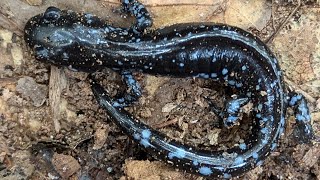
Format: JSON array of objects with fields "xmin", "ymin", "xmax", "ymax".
[{"xmin": 24, "ymin": 0, "xmax": 314, "ymax": 178}]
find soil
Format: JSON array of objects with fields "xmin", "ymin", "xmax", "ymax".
[{"xmin": 0, "ymin": 0, "xmax": 319, "ymax": 180}]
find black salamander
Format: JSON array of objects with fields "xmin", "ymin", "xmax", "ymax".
[{"xmin": 24, "ymin": 0, "xmax": 314, "ymax": 178}]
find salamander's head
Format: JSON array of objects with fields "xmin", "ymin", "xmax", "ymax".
[
  {"xmin": 24, "ymin": 7, "xmax": 78, "ymax": 66},
  {"xmin": 24, "ymin": 7, "xmax": 104, "ymax": 72}
]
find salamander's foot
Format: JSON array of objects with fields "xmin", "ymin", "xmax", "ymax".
[
  {"xmin": 112, "ymin": 71, "xmax": 142, "ymax": 107},
  {"xmin": 103, "ymin": 71, "xmax": 142, "ymax": 108},
  {"xmin": 288, "ymin": 93, "xmax": 314, "ymax": 143},
  {"xmin": 223, "ymin": 98, "xmax": 249, "ymax": 128},
  {"xmin": 121, "ymin": 71, "xmax": 142, "ymax": 98},
  {"xmin": 89, "ymin": 72, "xmax": 142, "ymax": 108},
  {"xmin": 121, "ymin": 0, "xmax": 153, "ymax": 32},
  {"xmin": 207, "ymin": 97, "xmax": 249, "ymax": 128},
  {"xmin": 112, "ymin": 94, "xmax": 138, "ymax": 108}
]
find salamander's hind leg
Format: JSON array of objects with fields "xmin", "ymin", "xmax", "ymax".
[
  {"xmin": 89, "ymin": 73, "xmax": 142, "ymax": 108},
  {"xmin": 112, "ymin": 71, "xmax": 142, "ymax": 108},
  {"xmin": 121, "ymin": 0, "xmax": 153, "ymax": 32},
  {"xmin": 223, "ymin": 98, "xmax": 249, "ymax": 128},
  {"xmin": 208, "ymin": 97, "xmax": 249, "ymax": 128},
  {"xmin": 288, "ymin": 93, "xmax": 314, "ymax": 143}
]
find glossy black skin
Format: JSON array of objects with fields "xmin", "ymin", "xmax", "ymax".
[{"xmin": 24, "ymin": 0, "xmax": 314, "ymax": 178}]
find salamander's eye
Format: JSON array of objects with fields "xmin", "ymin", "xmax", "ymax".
[{"xmin": 43, "ymin": 7, "xmax": 61, "ymax": 22}]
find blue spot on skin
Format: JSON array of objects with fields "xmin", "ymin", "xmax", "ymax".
[
  {"xmin": 271, "ymin": 143, "xmax": 277, "ymax": 150},
  {"xmin": 168, "ymin": 149, "xmax": 186, "ymax": 159},
  {"xmin": 222, "ymin": 68, "xmax": 228, "ymax": 75},
  {"xmin": 228, "ymin": 80, "xmax": 236, "ymax": 86},
  {"xmin": 289, "ymin": 94, "xmax": 302, "ymax": 106},
  {"xmin": 241, "ymin": 65, "xmax": 247, "ymax": 71},
  {"xmin": 261, "ymin": 128, "xmax": 268, "ymax": 134},
  {"xmin": 296, "ymin": 102, "xmax": 311, "ymax": 122},
  {"xmin": 227, "ymin": 101, "xmax": 241, "ymax": 114},
  {"xmin": 140, "ymin": 139, "xmax": 152, "ymax": 148},
  {"xmin": 236, "ymin": 82, "xmax": 243, "ymax": 88},
  {"xmin": 199, "ymin": 73, "xmax": 209, "ymax": 79},
  {"xmin": 211, "ymin": 73, "xmax": 217, "ymax": 78},
  {"xmin": 280, "ymin": 117, "xmax": 285, "ymax": 125},
  {"xmin": 257, "ymin": 160, "xmax": 264, "ymax": 166},
  {"xmin": 112, "ymin": 102, "xmax": 121, "ymax": 107},
  {"xmin": 252, "ymin": 152, "xmax": 258, "ymax": 159},
  {"xmin": 138, "ymin": 129, "xmax": 154, "ymax": 148},
  {"xmin": 199, "ymin": 166, "xmax": 213, "ymax": 176},
  {"xmin": 234, "ymin": 157, "xmax": 244, "ymax": 165},
  {"xmin": 239, "ymin": 143, "xmax": 247, "ymax": 150},
  {"xmin": 279, "ymin": 127, "xmax": 284, "ymax": 136},
  {"xmin": 227, "ymin": 116, "xmax": 238, "ymax": 122},
  {"xmin": 270, "ymin": 80, "xmax": 278, "ymax": 88},
  {"xmin": 223, "ymin": 173, "xmax": 232, "ymax": 179},
  {"xmin": 262, "ymin": 139, "xmax": 268, "ymax": 145},
  {"xmin": 133, "ymin": 133, "xmax": 140, "ymax": 140},
  {"xmin": 297, "ymin": 115, "xmax": 306, "ymax": 121},
  {"xmin": 141, "ymin": 129, "xmax": 151, "ymax": 139}
]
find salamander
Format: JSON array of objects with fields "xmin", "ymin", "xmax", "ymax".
[{"xmin": 24, "ymin": 0, "xmax": 314, "ymax": 178}]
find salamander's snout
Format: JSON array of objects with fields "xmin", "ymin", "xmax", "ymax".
[
  {"xmin": 24, "ymin": 6, "xmax": 63, "ymax": 49},
  {"xmin": 43, "ymin": 7, "xmax": 62, "ymax": 23},
  {"xmin": 34, "ymin": 46, "xmax": 50, "ymax": 61}
]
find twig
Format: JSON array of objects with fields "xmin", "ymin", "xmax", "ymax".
[
  {"xmin": 284, "ymin": 77, "xmax": 317, "ymax": 104},
  {"xmin": 266, "ymin": 0, "xmax": 301, "ymax": 43}
]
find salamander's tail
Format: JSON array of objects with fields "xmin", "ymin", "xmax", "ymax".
[{"xmin": 288, "ymin": 93, "xmax": 314, "ymax": 143}]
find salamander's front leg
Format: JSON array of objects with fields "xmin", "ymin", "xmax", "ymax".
[
  {"xmin": 121, "ymin": 0, "xmax": 153, "ymax": 32},
  {"xmin": 288, "ymin": 93, "xmax": 314, "ymax": 143},
  {"xmin": 112, "ymin": 71, "xmax": 142, "ymax": 108}
]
